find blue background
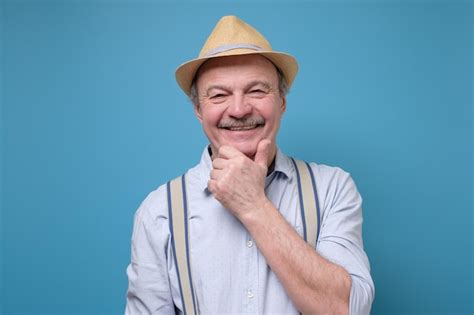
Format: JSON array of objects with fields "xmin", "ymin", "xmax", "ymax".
[{"xmin": 1, "ymin": 0, "xmax": 472, "ymax": 314}]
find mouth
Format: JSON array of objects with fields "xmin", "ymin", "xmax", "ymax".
[{"xmin": 221, "ymin": 123, "xmax": 264, "ymax": 131}]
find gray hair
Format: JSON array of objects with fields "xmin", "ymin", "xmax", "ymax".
[{"xmin": 189, "ymin": 66, "xmax": 289, "ymax": 107}]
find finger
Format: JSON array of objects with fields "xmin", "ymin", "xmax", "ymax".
[
  {"xmin": 212, "ymin": 158, "xmax": 228, "ymax": 170},
  {"xmin": 207, "ymin": 179, "xmax": 217, "ymax": 194},
  {"xmin": 254, "ymin": 139, "xmax": 272, "ymax": 167},
  {"xmin": 210, "ymin": 169, "xmax": 223, "ymax": 180}
]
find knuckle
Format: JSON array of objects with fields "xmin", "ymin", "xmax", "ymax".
[
  {"xmin": 216, "ymin": 181, "xmax": 227, "ymax": 194},
  {"xmin": 228, "ymin": 163, "xmax": 238, "ymax": 173},
  {"xmin": 219, "ymin": 146, "xmax": 228, "ymax": 155}
]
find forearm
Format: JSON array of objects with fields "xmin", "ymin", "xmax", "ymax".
[{"xmin": 239, "ymin": 198, "xmax": 352, "ymax": 315}]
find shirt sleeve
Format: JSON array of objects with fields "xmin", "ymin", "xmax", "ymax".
[
  {"xmin": 125, "ymin": 187, "xmax": 176, "ymax": 315},
  {"xmin": 314, "ymin": 165, "xmax": 375, "ymax": 315}
]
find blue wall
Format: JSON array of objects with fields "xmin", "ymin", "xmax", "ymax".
[{"xmin": 1, "ymin": 1, "xmax": 472, "ymax": 314}]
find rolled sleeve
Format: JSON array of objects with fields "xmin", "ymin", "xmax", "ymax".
[
  {"xmin": 315, "ymin": 166, "xmax": 375, "ymax": 315},
  {"xmin": 125, "ymin": 188, "xmax": 175, "ymax": 315},
  {"xmin": 350, "ymin": 275, "xmax": 374, "ymax": 315}
]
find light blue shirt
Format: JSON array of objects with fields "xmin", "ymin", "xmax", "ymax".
[{"xmin": 126, "ymin": 147, "xmax": 374, "ymax": 314}]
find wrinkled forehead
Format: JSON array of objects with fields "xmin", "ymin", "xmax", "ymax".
[{"xmin": 194, "ymin": 54, "xmax": 280, "ymax": 88}]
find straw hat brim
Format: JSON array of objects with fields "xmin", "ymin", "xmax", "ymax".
[{"xmin": 175, "ymin": 49, "xmax": 298, "ymax": 97}]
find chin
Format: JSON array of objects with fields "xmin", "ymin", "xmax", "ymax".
[
  {"xmin": 210, "ymin": 142, "xmax": 254, "ymax": 158},
  {"xmin": 229, "ymin": 142, "xmax": 257, "ymax": 158},
  {"xmin": 212, "ymin": 137, "xmax": 265, "ymax": 158}
]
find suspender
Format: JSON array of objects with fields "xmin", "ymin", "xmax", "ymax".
[
  {"xmin": 167, "ymin": 176, "xmax": 197, "ymax": 315},
  {"xmin": 290, "ymin": 158, "xmax": 321, "ymax": 246},
  {"xmin": 167, "ymin": 159, "xmax": 320, "ymax": 315}
]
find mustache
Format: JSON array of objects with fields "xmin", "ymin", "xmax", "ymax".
[{"xmin": 218, "ymin": 117, "xmax": 265, "ymax": 129}]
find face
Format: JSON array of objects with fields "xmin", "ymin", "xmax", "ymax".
[{"xmin": 194, "ymin": 54, "xmax": 286, "ymax": 162}]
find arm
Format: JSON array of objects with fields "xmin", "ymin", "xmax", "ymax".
[
  {"xmin": 125, "ymin": 189, "xmax": 175, "ymax": 315},
  {"xmin": 316, "ymin": 166, "xmax": 374, "ymax": 315},
  {"xmin": 240, "ymin": 198, "xmax": 352, "ymax": 314},
  {"xmin": 208, "ymin": 141, "xmax": 373, "ymax": 314}
]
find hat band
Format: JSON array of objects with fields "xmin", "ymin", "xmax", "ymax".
[{"xmin": 204, "ymin": 44, "xmax": 263, "ymax": 57}]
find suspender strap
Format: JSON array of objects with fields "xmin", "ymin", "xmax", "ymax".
[
  {"xmin": 291, "ymin": 158, "xmax": 321, "ymax": 247},
  {"xmin": 167, "ymin": 159, "xmax": 320, "ymax": 313},
  {"xmin": 167, "ymin": 175, "xmax": 197, "ymax": 315}
]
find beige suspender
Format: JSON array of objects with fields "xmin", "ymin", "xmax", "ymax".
[
  {"xmin": 167, "ymin": 176, "xmax": 197, "ymax": 315},
  {"xmin": 167, "ymin": 159, "xmax": 320, "ymax": 314},
  {"xmin": 291, "ymin": 158, "xmax": 321, "ymax": 247}
]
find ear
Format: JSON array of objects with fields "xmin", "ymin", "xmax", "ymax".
[
  {"xmin": 194, "ymin": 104, "xmax": 203, "ymax": 123},
  {"xmin": 280, "ymin": 96, "xmax": 287, "ymax": 114}
]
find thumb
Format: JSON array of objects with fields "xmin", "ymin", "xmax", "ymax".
[{"xmin": 254, "ymin": 139, "xmax": 272, "ymax": 167}]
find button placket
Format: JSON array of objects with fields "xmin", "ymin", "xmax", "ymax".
[{"xmin": 245, "ymin": 234, "xmax": 258, "ymax": 312}]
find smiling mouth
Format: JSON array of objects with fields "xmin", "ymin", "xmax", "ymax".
[{"xmin": 221, "ymin": 123, "xmax": 264, "ymax": 131}]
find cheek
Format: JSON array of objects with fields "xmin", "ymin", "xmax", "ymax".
[
  {"xmin": 201, "ymin": 107, "xmax": 224, "ymax": 130},
  {"xmin": 261, "ymin": 103, "xmax": 283, "ymax": 125}
]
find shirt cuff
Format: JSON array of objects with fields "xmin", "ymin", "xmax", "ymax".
[{"xmin": 349, "ymin": 274, "xmax": 375, "ymax": 315}]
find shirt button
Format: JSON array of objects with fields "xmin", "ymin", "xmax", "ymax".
[
  {"xmin": 246, "ymin": 240, "xmax": 253, "ymax": 248},
  {"xmin": 247, "ymin": 290, "xmax": 254, "ymax": 299}
]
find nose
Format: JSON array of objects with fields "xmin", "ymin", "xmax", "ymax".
[{"xmin": 227, "ymin": 94, "xmax": 252, "ymax": 118}]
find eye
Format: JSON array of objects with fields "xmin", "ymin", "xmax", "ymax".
[
  {"xmin": 249, "ymin": 89, "xmax": 267, "ymax": 97},
  {"xmin": 210, "ymin": 93, "xmax": 226, "ymax": 99},
  {"xmin": 208, "ymin": 92, "xmax": 228, "ymax": 103}
]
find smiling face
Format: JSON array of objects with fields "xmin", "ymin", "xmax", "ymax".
[{"xmin": 194, "ymin": 54, "xmax": 286, "ymax": 161}]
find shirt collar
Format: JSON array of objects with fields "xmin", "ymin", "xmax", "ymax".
[{"xmin": 196, "ymin": 145, "xmax": 293, "ymax": 192}]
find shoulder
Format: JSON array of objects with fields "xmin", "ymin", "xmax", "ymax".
[
  {"xmin": 133, "ymin": 181, "xmax": 170, "ymax": 228},
  {"xmin": 134, "ymin": 151, "xmax": 204, "ymax": 220},
  {"xmin": 308, "ymin": 163, "xmax": 354, "ymax": 189},
  {"xmin": 305, "ymin": 162, "xmax": 362, "ymax": 213},
  {"xmin": 134, "ymin": 167, "xmax": 200, "ymax": 221}
]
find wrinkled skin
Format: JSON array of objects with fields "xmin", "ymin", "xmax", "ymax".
[
  {"xmin": 208, "ymin": 140, "xmax": 271, "ymax": 219},
  {"xmin": 194, "ymin": 54, "xmax": 286, "ymax": 214}
]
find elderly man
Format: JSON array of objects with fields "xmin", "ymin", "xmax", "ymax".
[{"xmin": 126, "ymin": 16, "xmax": 374, "ymax": 315}]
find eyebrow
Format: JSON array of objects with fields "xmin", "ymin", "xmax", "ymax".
[
  {"xmin": 204, "ymin": 85, "xmax": 231, "ymax": 96},
  {"xmin": 204, "ymin": 80, "xmax": 272, "ymax": 95},
  {"xmin": 245, "ymin": 80, "xmax": 272, "ymax": 91}
]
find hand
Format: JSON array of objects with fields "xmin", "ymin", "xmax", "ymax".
[{"xmin": 208, "ymin": 139, "xmax": 272, "ymax": 220}]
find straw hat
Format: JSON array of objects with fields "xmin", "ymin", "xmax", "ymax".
[{"xmin": 175, "ymin": 15, "xmax": 299, "ymax": 96}]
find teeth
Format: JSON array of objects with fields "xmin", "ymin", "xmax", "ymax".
[{"xmin": 228, "ymin": 125, "xmax": 257, "ymax": 131}]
